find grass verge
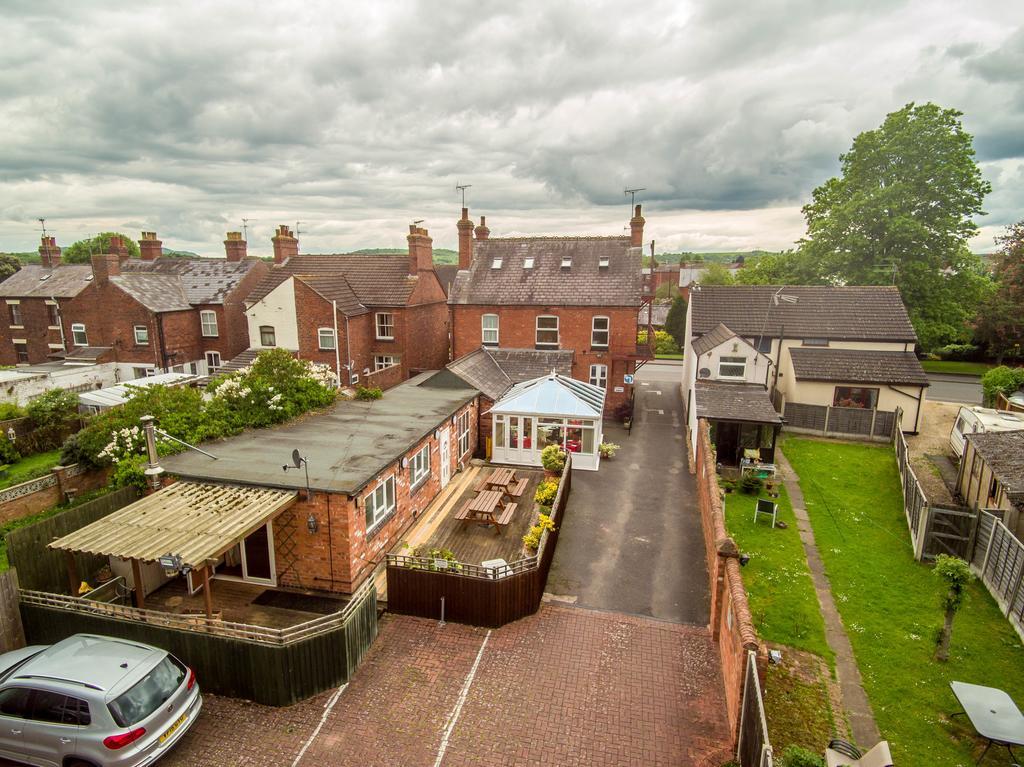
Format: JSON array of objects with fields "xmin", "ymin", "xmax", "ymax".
[
  {"xmin": 782, "ymin": 437, "xmax": 1024, "ymax": 765},
  {"xmin": 920, "ymin": 360, "xmax": 993, "ymax": 376},
  {"xmin": 723, "ymin": 485, "xmax": 832, "ymax": 663},
  {"xmin": 654, "ymin": 353, "xmax": 684, "ymax": 360},
  {"xmin": 0, "ymin": 449, "xmax": 62, "ymax": 490}
]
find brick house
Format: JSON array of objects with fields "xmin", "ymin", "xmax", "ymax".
[
  {"xmin": 158, "ymin": 374, "xmax": 479, "ymax": 595},
  {"xmin": 242, "ymin": 224, "xmax": 449, "ymax": 389},
  {"xmin": 0, "ymin": 233, "xmax": 268, "ymax": 379},
  {"xmin": 448, "ymin": 206, "xmax": 653, "ymax": 415}
]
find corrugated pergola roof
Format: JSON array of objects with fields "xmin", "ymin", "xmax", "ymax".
[{"xmin": 49, "ymin": 482, "xmax": 297, "ymax": 568}]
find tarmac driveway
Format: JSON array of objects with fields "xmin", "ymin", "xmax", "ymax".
[{"xmin": 546, "ymin": 361, "xmax": 710, "ymax": 624}]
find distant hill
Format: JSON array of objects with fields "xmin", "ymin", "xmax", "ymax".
[{"xmin": 351, "ymin": 247, "xmax": 459, "ymax": 265}]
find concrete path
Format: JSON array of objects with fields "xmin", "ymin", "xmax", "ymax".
[
  {"xmin": 546, "ymin": 362, "xmax": 710, "ymax": 624},
  {"xmin": 775, "ymin": 451, "xmax": 881, "ymax": 749}
]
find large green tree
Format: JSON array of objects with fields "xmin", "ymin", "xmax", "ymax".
[
  {"xmin": 62, "ymin": 232, "xmax": 141, "ymax": 264},
  {"xmin": 664, "ymin": 295, "xmax": 687, "ymax": 350},
  {"xmin": 975, "ymin": 221, "xmax": 1024, "ymax": 364},
  {"xmin": 0, "ymin": 254, "xmax": 21, "ymax": 282},
  {"xmin": 799, "ymin": 102, "xmax": 993, "ymax": 351},
  {"xmin": 698, "ymin": 262, "xmax": 736, "ymax": 285}
]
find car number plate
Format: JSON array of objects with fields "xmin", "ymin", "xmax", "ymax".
[{"xmin": 159, "ymin": 712, "xmax": 188, "ymax": 744}]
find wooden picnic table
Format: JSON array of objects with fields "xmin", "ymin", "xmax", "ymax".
[
  {"xmin": 455, "ymin": 488, "xmax": 519, "ymax": 535},
  {"xmin": 486, "ymin": 467, "xmax": 517, "ymax": 490}
]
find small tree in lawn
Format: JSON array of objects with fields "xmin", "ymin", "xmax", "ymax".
[{"xmin": 934, "ymin": 554, "xmax": 974, "ymax": 662}]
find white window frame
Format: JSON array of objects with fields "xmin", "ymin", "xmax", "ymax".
[
  {"xmin": 205, "ymin": 351, "xmax": 222, "ymax": 372},
  {"xmin": 8, "ymin": 303, "xmax": 22, "ymax": 327},
  {"xmin": 591, "ymin": 316, "xmax": 610, "ymax": 348},
  {"xmin": 481, "ymin": 314, "xmax": 499, "ymax": 346},
  {"xmin": 374, "ymin": 355, "xmax": 397, "ymax": 371},
  {"xmin": 457, "ymin": 410, "xmax": 471, "ymax": 457},
  {"xmin": 364, "ymin": 474, "xmax": 396, "ymax": 533},
  {"xmin": 71, "ymin": 323, "xmax": 88, "ymax": 346},
  {"xmin": 409, "ymin": 444, "xmax": 430, "ymax": 488},
  {"xmin": 375, "ymin": 312, "xmax": 395, "ymax": 340},
  {"xmin": 589, "ymin": 364, "xmax": 608, "ymax": 389},
  {"xmin": 318, "ymin": 327, "xmax": 336, "ymax": 350},
  {"xmin": 718, "ymin": 356, "xmax": 747, "ymax": 380},
  {"xmin": 259, "ymin": 325, "xmax": 276, "ymax": 347},
  {"xmin": 133, "ymin": 325, "xmax": 149, "ymax": 345},
  {"xmin": 536, "ymin": 315, "xmax": 559, "ymax": 348},
  {"xmin": 200, "ymin": 310, "xmax": 218, "ymax": 337}
]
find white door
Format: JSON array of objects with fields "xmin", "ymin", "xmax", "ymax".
[{"xmin": 439, "ymin": 427, "xmax": 451, "ymax": 488}]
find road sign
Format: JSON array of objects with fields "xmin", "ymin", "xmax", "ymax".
[{"xmin": 623, "ymin": 374, "xmax": 634, "ymax": 385}]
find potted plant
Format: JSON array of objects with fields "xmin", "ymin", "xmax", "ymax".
[
  {"xmin": 598, "ymin": 442, "xmax": 620, "ymax": 459},
  {"xmin": 613, "ymin": 401, "xmax": 634, "ymax": 429},
  {"xmin": 540, "ymin": 444, "xmax": 566, "ymax": 477}
]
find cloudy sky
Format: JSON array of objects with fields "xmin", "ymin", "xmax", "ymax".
[{"xmin": 2, "ymin": 0, "xmax": 1022, "ymax": 257}]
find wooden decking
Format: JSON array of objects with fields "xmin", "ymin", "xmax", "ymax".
[{"xmin": 144, "ymin": 577, "xmax": 331, "ymax": 629}]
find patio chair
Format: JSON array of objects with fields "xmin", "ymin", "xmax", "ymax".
[
  {"xmin": 753, "ymin": 498, "xmax": 778, "ymax": 528},
  {"xmin": 507, "ymin": 478, "xmax": 529, "ymax": 498},
  {"xmin": 496, "ymin": 503, "xmax": 517, "ymax": 530},
  {"xmin": 825, "ymin": 739, "xmax": 893, "ymax": 767}
]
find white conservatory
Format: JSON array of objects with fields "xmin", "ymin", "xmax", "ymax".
[{"xmin": 489, "ymin": 373, "xmax": 606, "ymax": 471}]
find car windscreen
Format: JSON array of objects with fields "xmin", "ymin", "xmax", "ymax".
[{"xmin": 107, "ymin": 655, "xmax": 186, "ymax": 727}]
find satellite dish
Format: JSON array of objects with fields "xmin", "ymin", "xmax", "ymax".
[
  {"xmin": 291, "ymin": 449, "xmax": 303, "ymax": 468},
  {"xmin": 698, "ymin": 368, "xmax": 711, "ymax": 379}
]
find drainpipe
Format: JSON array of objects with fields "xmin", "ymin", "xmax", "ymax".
[
  {"xmin": 332, "ymin": 300, "xmax": 342, "ymax": 389},
  {"xmin": 344, "ymin": 313, "xmax": 353, "ymax": 385},
  {"xmin": 140, "ymin": 415, "xmax": 164, "ymax": 492},
  {"xmin": 156, "ymin": 314, "xmax": 169, "ymax": 372}
]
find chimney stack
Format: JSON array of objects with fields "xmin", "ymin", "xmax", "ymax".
[
  {"xmin": 224, "ymin": 231, "xmax": 247, "ymax": 262},
  {"xmin": 139, "ymin": 231, "xmax": 162, "ymax": 261},
  {"xmin": 457, "ymin": 207, "xmax": 474, "ymax": 269},
  {"xmin": 38, "ymin": 236, "xmax": 61, "ymax": 268},
  {"xmin": 407, "ymin": 224, "xmax": 434, "ymax": 276},
  {"xmin": 474, "ymin": 215, "xmax": 490, "ymax": 241},
  {"xmin": 108, "ymin": 235, "xmax": 130, "ymax": 262},
  {"xmin": 629, "ymin": 204, "xmax": 645, "ymax": 248},
  {"xmin": 91, "ymin": 254, "xmax": 121, "ymax": 284},
  {"xmin": 272, "ymin": 225, "xmax": 298, "ymax": 264}
]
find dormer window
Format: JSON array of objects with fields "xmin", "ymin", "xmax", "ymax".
[
  {"xmin": 561, "ymin": 257, "xmax": 572, "ymax": 269},
  {"xmin": 491, "ymin": 257, "xmax": 503, "ymax": 269},
  {"xmin": 598, "ymin": 257, "xmax": 610, "ymax": 268},
  {"xmin": 523, "ymin": 257, "xmax": 534, "ymax": 269}
]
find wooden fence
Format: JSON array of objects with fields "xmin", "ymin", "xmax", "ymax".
[
  {"xmin": 19, "ymin": 581, "xmax": 378, "ymax": 706},
  {"xmin": 970, "ymin": 512, "xmax": 1024, "ymax": 643},
  {"xmin": 5, "ymin": 486, "xmax": 140, "ymax": 593},
  {"xmin": 0, "ymin": 569, "xmax": 24, "ymax": 653},
  {"xmin": 783, "ymin": 402, "xmax": 896, "ymax": 441},
  {"xmin": 385, "ymin": 457, "xmax": 571, "ymax": 628},
  {"xmin": 736, "ymin": 650, "xmax": 773, "ymax": 767}
]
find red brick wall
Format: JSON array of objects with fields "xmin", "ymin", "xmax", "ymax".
[
  {"xmin": 0, "ymin": 465, "xmax": 110, "ymax": 526},
  {"xmin": 693, "ymin": 418, "xmax": 762, "ymax": 743},
  {"xmin": 451, "ymin": 304, "xmax": 640, "ymax": 412},
  {"xmin": 364, "ymin": 363, "xmax": 404, "ymax": 392},
  {"xmin": 272, "ymin": 398, "xmax": 478, "ymax": 594},
  {"xmin": 0, "ymin": 298, "xmax": 67, "ymax": 366},
  {"xmin": 221, "ymin": 260, "xmax": 269, "ymax": 358}
]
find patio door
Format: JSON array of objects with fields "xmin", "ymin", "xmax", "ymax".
[
  {"xmin": 439, "ymin": 427, "xmax": 451, "ymax": 489},
  {"xmin": 506, "ymin": 416, "xmax": 535, "ymax": 464}
]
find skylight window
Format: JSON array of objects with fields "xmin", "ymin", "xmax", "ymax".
[
  {"xmin": 561, "ymin": 257, "xmax": 572, "ymax": 269},
  {"xmin": 598, "ymin": 257, "xmax": 610, "ymax": 268},
  {"xmin": 523, "ymin": 257, "xmax": 534, "ymax": 269},
  {"xmin": 491, "ymin": 257, "xmax": 503, "ymax": 269}
]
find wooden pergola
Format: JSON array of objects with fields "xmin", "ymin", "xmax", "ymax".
[{"xmin": 49, "ymin": 481, "xmax": 297, "ymax": 618}]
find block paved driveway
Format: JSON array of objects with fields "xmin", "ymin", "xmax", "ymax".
[
  {"xmin": 156, "ymin": 607, "xmax": 731, "ymax": 767},
  {"xmin": 547, "ymin": 361, "xmax": 710, "ymax": 623}
]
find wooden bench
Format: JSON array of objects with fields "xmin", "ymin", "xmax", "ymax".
[
  {"xmin": 507, "ymin": 478, "xmax": 529, "ymax": 498},
  {"xmin": 495, "ymin": 503, "xmax": 517, "ymax": 530},
  {"xmin": 454, "ymin": 500, "xmax": 474, "ymax": 528}
]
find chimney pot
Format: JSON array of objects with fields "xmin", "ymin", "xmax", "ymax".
[
  {"xmin": 630, "ymin": 205, "xmax": 645, "ymax": 248},
  {"xmin": 457, "ymin": 207, "xmax": 475, "ymax": 269},
  {"xmin": 224, "ymin": 231, "xmax": 247, "ymax": 262},
  {"xmin": 406, "ymin": 224, "xmax": 434, "ymax": 276},
  {"xmin": 138, "ymin": 231, "xmax": 162, "ymax": 261},
  {"xmin": 474, "ymin": 216, "xmax": 490, "ymax": 241}
]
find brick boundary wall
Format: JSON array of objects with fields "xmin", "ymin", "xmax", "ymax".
[
  {"xmin": 692, "ymin": 418, "xmax": 764, "ymax": 743},
  {"xmin": 0, "ymin": 464, "xmax": 109, "ymax": 525},
  {"xmin": 363, "ymin": 363, "xmax": 404, "ymax": 392}
]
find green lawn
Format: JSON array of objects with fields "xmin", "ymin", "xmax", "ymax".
[
  {"xmin": 919, "ymin": 360, "xmax": 993, "ymax": 376},
  {"xmin": 0, "ymin": 449, "xmax": 61, "ymax": 490},
  {"xmin": 654, "ymin": 353, "xmax": 684, "ymax": 360},
  {"xmin": 782, "ymin": 437, "xmax": 1024, "ymax": 765},
  {"xmin": 723, "ymin": 485, "xmax": 832, "ymax": 663}
]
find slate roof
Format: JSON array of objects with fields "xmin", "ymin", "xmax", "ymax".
[
  {"xmin": 965, "ymin": 430, "xmax": 1024, "ymax": 507},
  {"xmin": 789, "ymin": 348, "xmax": 929, "ymax": 386},
  {"xmin": 59, "ymin": 346, "xmax": 113, "ymax": 361},
  {"xmin": 120, "ymin": 257, "xmax": 260, "ymax": 304},
  {"xmin": 435, "ymin": 264, "xmax": 460, "ymax": 297},
  {"xmin": 0, "ymin": 264, "xmax": 94, "ymax": 298},
  {"xmin": 294, "ymin": 274, "xmax": 367, "ymax": 317},
  {"xmin": 445, "ymin": 347, "xmax": 574, "ymax": 401},
  {"xmin": 448, "ymin": 237, "xmax": 643, "ymax": 307},
  {"xmin": 694, "ymin": 380, "xmax": 782, "ymax": 424},
  {"xmin": 690, "ymin": 285, "xmax": 917, "ymax": 342},
  {"xmin": 692, "ymin": 323, "xmax": 742, "ymax": 357},
  {"xmin": 110, "ymin": 273, "xmax": 192, "ymax": 312},
  {"xmin": 246, "ymin": 254, "xmax": 419, "ymax": 307}
]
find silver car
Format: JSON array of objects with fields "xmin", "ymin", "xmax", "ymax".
[{"xmin": 0, "ymin": 634, "xmax": 202, "ymax": 767}]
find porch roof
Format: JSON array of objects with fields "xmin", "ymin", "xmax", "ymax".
[
  {"xmin": 695, "ymin": 380, "xmax": 782, "ymax": 425},
  {"xmin": 488, "ymin": 373, "xmax": 605, "ymax": 419},
  {"xmin": 48, "ymin": 481, "xmax": 297, "ymax": 569}
]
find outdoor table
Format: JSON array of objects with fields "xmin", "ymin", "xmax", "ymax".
[
  {"xmin": 467, "ymin": 489, "xmax": 504, "ymax": 527},
  {"xmin": 950, "ymin": 681, "xmax": 1024, "ymax": 763},
  {"xmin": 486, "ymin": 468, "xmax": 516, "ymax": 491}
]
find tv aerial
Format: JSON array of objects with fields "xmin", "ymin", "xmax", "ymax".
[
  {"xmin": 624, "ymin": 187, "xmax": 646, "ymax": 207},
  {"xmin": 455, "ymin": 182, "xmax": 472, "ymax": 207}
]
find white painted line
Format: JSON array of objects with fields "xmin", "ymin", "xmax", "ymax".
[
  {"xmin": 291, "ymin": 682, "xmax": 348, "ymax": 766},
  {"xmin": 434, "ymin": 630, "xmax": 492, "ymax": 767},
  {"xmin": 651, "ymin": 390, "xmax": 662, "ymax": 395},
  {"xmin": 640, "ymin": 381, "xmax": 650, "ymax": 386}
]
